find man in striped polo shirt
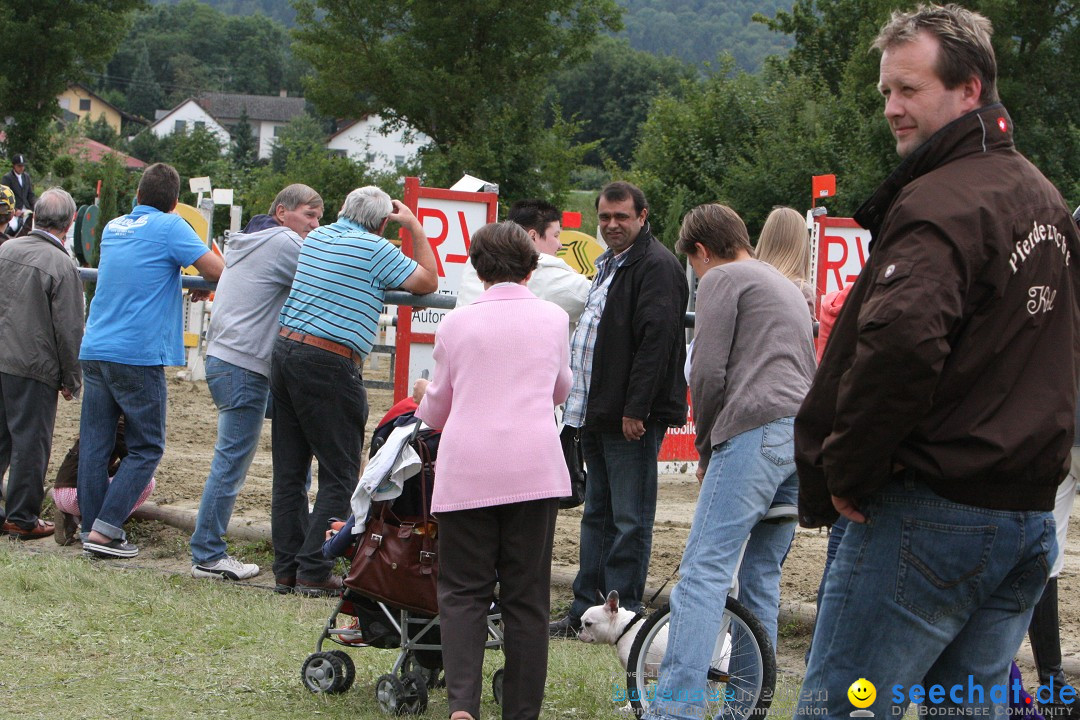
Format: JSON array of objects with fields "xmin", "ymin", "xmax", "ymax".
[{"xmin": 270, "ymin": 186, "xmax": 437, "ymax": 596}]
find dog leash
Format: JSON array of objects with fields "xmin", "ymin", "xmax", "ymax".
[{"xmin": 646, "ymin": 563, "xmax": 681, "ymax": 608}]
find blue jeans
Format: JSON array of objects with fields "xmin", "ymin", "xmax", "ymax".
[
  {"xmin": 78, "ymin": 361, "xmax": 167, "ymax": 541},
  {"xmin": 570, "ymin": 421, "xmax": 665, "ymax": 619},
  {"xmin": 806, "ymin": 516, "xmax": 850, "ymax": 665},
  {"xmin": 644, "ymin": 418, "xmax": 798, "ymax": 720},
  {"xmin": 189, "ymin": 356, "xmax": 269, "ymax": 565},
  {"xmin": 270, "ymin": 337, "xmax": 367, "ymax": 583},
  {"xmin": 796, "ymin": 477, "xmax": 1055, "ymax": 719}
]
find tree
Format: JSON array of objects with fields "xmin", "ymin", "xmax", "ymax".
[
  {"xmin": 0, "ymin": 0, "xmax": 142, "ymax": 163},
  {"xmin": 127, "ymin": 44, "xmax": 164, "ymax": 121},
  {"xmin": 247, "ymin": 118, "xmax": 380, "ymax": 225},
  {"xmin": 755, "ymin": 0, "xmax": 1080, "ymax": 204},
  {"xmin": 102, "ymin": 1, "xmax": 305, "ymax": 113},
  {"xmin": 548, "ymin": 36, "xmax": 695, "ymax": 168},
  {"xmin": 268, "ymin": 115, "xmax": 325, "ymax": 173},
  {"xmin": 77, "ymin": 115, "xmax": 119, "ymax": 148},
  {"xmin": 631, "ymin": 61, "xmax": 850, "ymax": 247},
  {"xmin": 230, "ymin": 108, "xmax": 258, "ymax": 169},
  {"xmin": 294, "ymin": 0, "xmax": 622, "ymax": 201},
  {"xmin": 619, "ymin": 0, "xmax": 794, "ymax": 71},
  {"xmin": 126, "ymin": 130, "xmax": 167, "ymax": 164},
  {"xmin": 161, "ymin": 125, "xmax": 233, "ymax": 205}
]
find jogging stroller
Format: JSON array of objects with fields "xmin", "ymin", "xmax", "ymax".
[{"xmin": 300, "ymin": 404, "xmax": 506, "ymax": 714}]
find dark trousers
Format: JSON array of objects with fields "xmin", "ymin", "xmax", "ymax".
[
  {"xmin": 569, "ymin": 421, "xmax": 665, "ymax": 619},
  {"xmin": 0, "ymin": 372, "xmax": 57, "ymax": 528},
  {"xmin": 270, "ymin": 337, "xmax": 367, "ymax": 583},
  {"xmin": 438, "ymin": 498, "xmax": 560, "ymax": 720}
]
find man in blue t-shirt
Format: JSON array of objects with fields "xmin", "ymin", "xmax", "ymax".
[
  {"xmin": 79, "ymin": 163, "xmax": 224, "ymax": 559},
  {"xmin": 271, "ymin": 186, "xmax": 437, "ymax": 596}
]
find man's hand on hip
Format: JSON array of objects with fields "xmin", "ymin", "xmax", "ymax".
[
  {"xmin": 832, "ymin": 495, "xmax": 866, "ymax": 524},
  {"xmin": 622, "ymin": 416, "xmax": 645, "ymax": 442}
]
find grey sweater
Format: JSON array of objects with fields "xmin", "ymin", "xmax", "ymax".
[
  {"xmin": 206, "ymin": 224, "xmax": 303, "ymax": 378},
  {"xmin": 690, "ymin": 259, "xmax": 815, "ymax": 469}
]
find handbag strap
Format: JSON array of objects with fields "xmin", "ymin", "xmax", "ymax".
[{"xmin": 412, "ymin": 420, "xmax": 437, "ymax": 553}]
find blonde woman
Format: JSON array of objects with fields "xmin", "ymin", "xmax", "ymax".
[{"xmin": 755, "ymin": 206, "xmax": 815, "ymax": 319}]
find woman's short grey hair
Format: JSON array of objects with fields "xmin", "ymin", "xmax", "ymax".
[
  {"xmin": 33, "ymin": 187, "xmax": 77, "ymax": 233},
  {"xmin": 339, "ymin": 186, "xmax": 392, "ymax": 232}
]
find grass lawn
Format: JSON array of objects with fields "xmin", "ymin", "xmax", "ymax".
[
  {"xmin": 0, "ymin": 543, "xmax": 807, "ymax": 719},
  {"xmin": 0, "ymin": 545, "xmax": 635, "ymax": 719}
]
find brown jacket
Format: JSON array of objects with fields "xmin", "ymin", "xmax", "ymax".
[{"xmin": 795, "ymin": 104, "xmax": 1080, "ymax": 527}]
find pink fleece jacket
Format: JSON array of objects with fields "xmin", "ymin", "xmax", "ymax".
[{"xmin": 416, "ymin": 283, "xmax": 572, "ymax": 512}]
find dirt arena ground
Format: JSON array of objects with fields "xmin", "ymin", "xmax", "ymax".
[{"xmin": 38, "ymin": 370, "xmax": 1080, "ymax": 678}]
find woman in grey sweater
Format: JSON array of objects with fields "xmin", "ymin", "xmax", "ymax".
[{"xmin": 642, "ymin": 204, "xmax": 816, "ymax": 720}]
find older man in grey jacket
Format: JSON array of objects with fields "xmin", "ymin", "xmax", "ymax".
[{"xmin": 0, "ymin": 187, "xmax": 82, "ymax": 539}]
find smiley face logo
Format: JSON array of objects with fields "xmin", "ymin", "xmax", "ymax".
[{"xmin": 848, "ymin": 678, "xmax": 876, "ymax": 709}]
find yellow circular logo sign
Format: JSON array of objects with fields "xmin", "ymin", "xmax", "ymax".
[{"xmin": 848, "ymin": 678, "xmax": 876, "ymax": 709}]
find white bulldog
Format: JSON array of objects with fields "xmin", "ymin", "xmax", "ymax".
[{"xmin": 577, "ymin": 590, "xmax": 661, "ymax": 672}]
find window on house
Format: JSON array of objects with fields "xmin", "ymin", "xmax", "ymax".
[
  {"xmin": 174, "ymin": 120, "xmax": 187, "ymax": 132},
  {"xmin": 395, "ymin": 155, "xmax": 405, "ymax": 167},
  {"xmin": 194, "ymin": 121, "xmax": 205, "ymax": 130},
  {"xmin": 273, "ymin": 125, "xmax": 284, "ymax": 136},
  {"xmin": 79, "ymin": 99, "xmax": 92, "ymax": 111},
  {"xmin": 366, "ymin": 153, "xmax": 376, "ymax": 163},
  {"xmin": 329, "ymin": 149, "xmax": 347, "ymax": 158}
]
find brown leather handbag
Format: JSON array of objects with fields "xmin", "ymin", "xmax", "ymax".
[{"xmin": 345, "ymin": 429, "xmax": 439, "ymax": 615}]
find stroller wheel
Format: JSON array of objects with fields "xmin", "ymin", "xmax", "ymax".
[
  {"xmin": 400, "ymin": 671, "xmax": 429, "ymax": 714},
  {"xmin": 403, "ymin": 655, "xmax": 444, "ymax": 689},
  {"xmin": 492, "ymin": 667, "xmax": 504, "ymax": 706},
  {"xmin": 326, "ymin": 650, "xmax": 356, "ymax": 691},
  {"xmin": 376, "ymin": 673, "xmax": 423, "ymax": 715},
  {"xmin": 301, "ymin": 651, "xmax": 351, "ymax": 694}
]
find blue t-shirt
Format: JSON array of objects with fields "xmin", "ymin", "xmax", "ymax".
[
  {"xmin": 80, "ymin": 205, "xmax": 211, "ymax": 366},
  {"xmin": 279, "ymin": 217, "xmax": 417, "ymax": 359}
]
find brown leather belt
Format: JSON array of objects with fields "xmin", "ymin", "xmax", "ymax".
[{"xmin": 278, "ymin": 328, "xmax": 363, "ymax": 365}]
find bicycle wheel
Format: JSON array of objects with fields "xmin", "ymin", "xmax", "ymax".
[{"xmin": 626, "ymin": 596, "xmax": 776, "ymax": 719}]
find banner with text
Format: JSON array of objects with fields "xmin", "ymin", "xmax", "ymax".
[{"xmin": 393, "ymin": 177, "xmax": 499, "ymax": 400}]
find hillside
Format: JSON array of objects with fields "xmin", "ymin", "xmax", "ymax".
[
  {"xmin": 151, "ymin": 0, "xmax": 794, "ymax": 71},
  {"xmin": 621, "ymin": 0, "xmax": 793, "ymax": 69}
]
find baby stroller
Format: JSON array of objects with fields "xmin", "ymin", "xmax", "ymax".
[{"xmin": 300, "ymin": 405, "xmax": 506, "ymax": 714}]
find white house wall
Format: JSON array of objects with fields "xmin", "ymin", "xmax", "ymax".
[
  {"xmin": 149, "ymin": 100, "xmax": 231, "ymax": 151},
  {"xmin": 257, "ymin": 120, "xmax": 288, "ymax": 160},
  {"xmin": 326, "ymin": 116, "xmax": 428, "ymax": 173}
]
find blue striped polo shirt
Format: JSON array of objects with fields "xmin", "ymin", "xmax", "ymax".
[{"xmin": 279, "ymin": 217, "xmax": 417, "ymax": 359}]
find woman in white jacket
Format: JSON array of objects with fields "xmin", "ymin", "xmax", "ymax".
[{"xmin": 455, "ymin": 199, "xmax": 590, "ymax": 332}]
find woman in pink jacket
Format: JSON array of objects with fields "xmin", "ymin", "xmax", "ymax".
[{"xmin": 416, "ymin": 221, "xmax": 572, "ymax": 720}]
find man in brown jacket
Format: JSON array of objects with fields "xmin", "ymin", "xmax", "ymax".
[{"xmin": 794, "ymin": 5, "xmax": 1080, "ymax": 718}]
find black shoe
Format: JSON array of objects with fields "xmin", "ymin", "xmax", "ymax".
[
  {"xmin": 83, "ymin": 537, "xmax": 139, "ymax": 558},
  {"xmin": 549, "ymin": 615, "xmax": 581, "ymax": 639}
]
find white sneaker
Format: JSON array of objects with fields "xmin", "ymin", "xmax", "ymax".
[{"xmin": 191, "ymin": 555, "xmax": 260, "ymax": 581}]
